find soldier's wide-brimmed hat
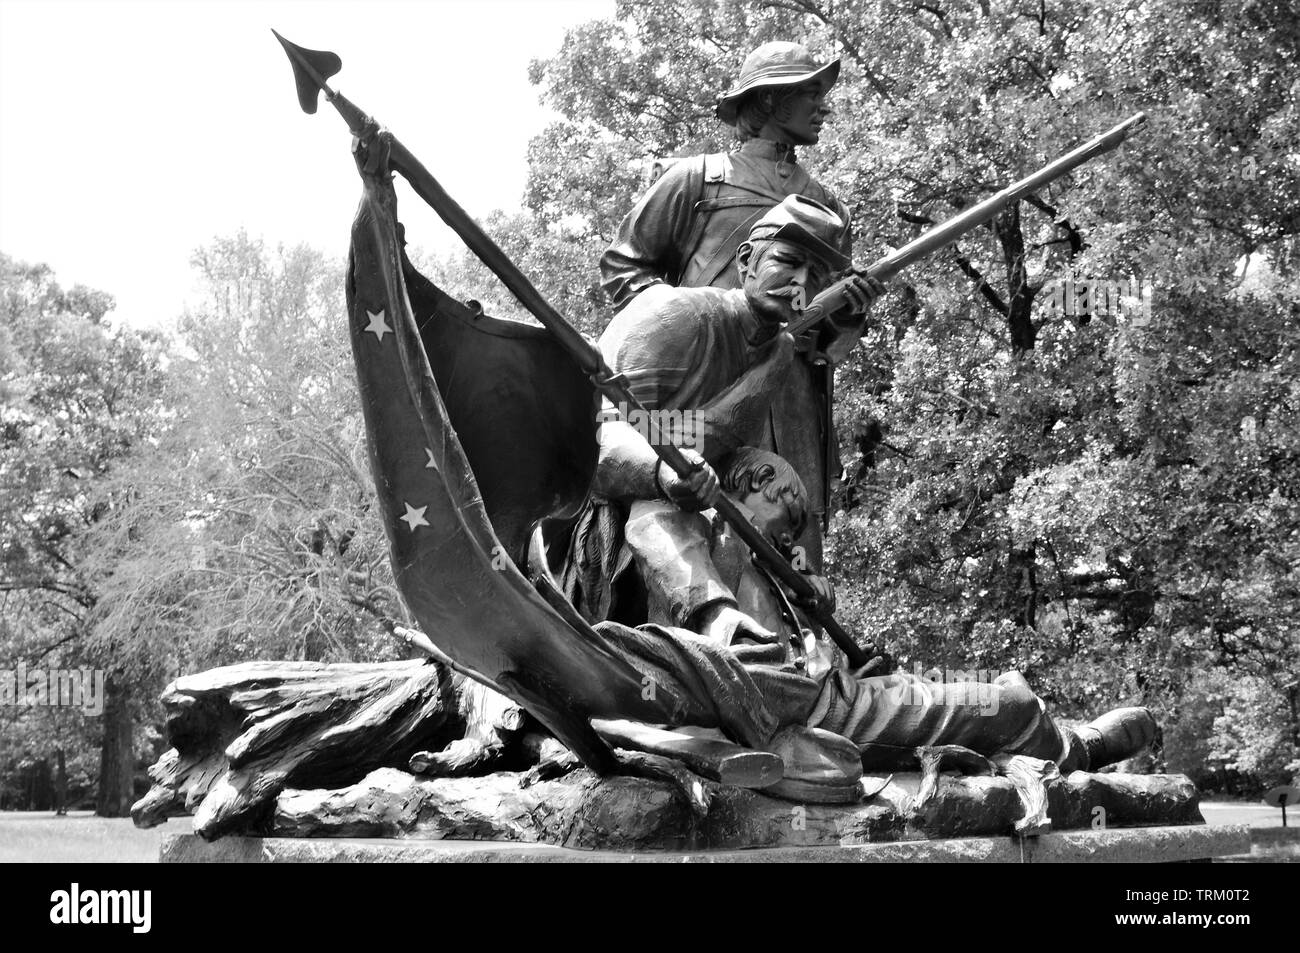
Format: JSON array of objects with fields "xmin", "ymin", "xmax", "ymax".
[
  {"xmin": 747, "ymin": 194, "xmax": 850, "ymax": 271},
  {"xmin": 716, "ymin": 41, "xmax": 841, "ymax": 126}
]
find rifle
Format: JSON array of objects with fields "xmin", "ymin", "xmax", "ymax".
[{"xmin": 785, "ymin": 111, "xmax": 1148, "ymax": 338}]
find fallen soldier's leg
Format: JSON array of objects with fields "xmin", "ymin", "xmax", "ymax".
[{"xmin": 808, "ymin": 669, "xmax": 1155, "ymax": 772}]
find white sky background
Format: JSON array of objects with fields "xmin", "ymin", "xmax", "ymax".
[{"xmin": 0, "ymin": 0, "xmax": 614, "ymax": 328}]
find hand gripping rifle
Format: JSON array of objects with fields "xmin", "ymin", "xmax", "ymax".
[{"xmin": 273, "ymin": 30, "xmax": 1143, "ymax": 673}]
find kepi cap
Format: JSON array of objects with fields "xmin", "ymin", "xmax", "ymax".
[{"xmin": 747, "ymin": 194, "xmax": 850, "ymax": 271}]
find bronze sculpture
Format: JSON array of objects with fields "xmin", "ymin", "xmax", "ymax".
[
  {"xmin": 592, "ymin": 197, "xmax": 1157, "ymax": 798},
  {"xmin": 602, "ymin": 42, "xmax": 885, "ymax": 561},
  {"xmin": 131, "ymin": 33, "xmax": 1193, "ymax": 849}
]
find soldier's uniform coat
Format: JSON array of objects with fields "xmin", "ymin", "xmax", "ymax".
[{"xmin": 600, "ymin": 139, "xmax": 857, "ymax": 557}]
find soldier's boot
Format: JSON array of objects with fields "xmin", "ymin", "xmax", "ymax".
[
  {"xmin": 1073, "ymin": 707, "xmax": 1158, "ymax": 771},
  {"xmin": 763, "ymin": 724, "xmax": 863, "ymax": 804}
]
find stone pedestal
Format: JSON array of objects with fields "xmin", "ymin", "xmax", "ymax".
[
  {"xmin": 193, "ymin": 765, "xmax": 1206, "ymax": 852},
  {"xmin": 161, "ymin": 824, "xmax": 1251, "ymax": 864}
]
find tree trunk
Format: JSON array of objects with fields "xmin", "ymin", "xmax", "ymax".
[
  {"xmin": 54, "ymin": 747, "xmax": 68, "ymax": 815},
  {"xmin": 1287, "ymin": 682, "xmax": 1300, "ymax": 764},
  {"xmin": 96, "ymin": 675, "xmax": 135, "ymax": 817},
  {"xmin": 1006, "ymin": 543, "xmax": 1038, "ymax": 630},
  {"xmin": 994, "ymin": 203, "xmax": 1038, "ymax": 353},
  {"xmin": 29, "ymin": 757, "xmax": 53, "ymax": 811}
]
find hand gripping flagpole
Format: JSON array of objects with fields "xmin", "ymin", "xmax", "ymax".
[{"xmin": 272, "ymin": 30, "xmax": 883, "ymax": 671}]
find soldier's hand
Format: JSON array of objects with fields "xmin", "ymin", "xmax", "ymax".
[
  {"xmin": 658, "ymin": 449, "xmax": 719, "ymax": 511},
  {"xmin": 849, "ymin": 654, "xmax": 890, "ymax": 678},
  {"xmin": 350, "ymin": 124, "xmax": 391, "ymax": 176},
  {"xmin": 839, "ymin": 273, "xmax": 887, "ymax": 316},
  {"xmin": 821, "ymin": 275, "xmax": 884, "ymax": 364},
  {"xmin": 796, "ymin": 574, "xmax": 836, "ymax": 614},
  {"xmin": 697, "ymin": 604, "xmax": 780, "ymax": 647}
]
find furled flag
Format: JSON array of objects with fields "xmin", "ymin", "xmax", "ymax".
[{"xmin": 344, "ymin": 159, "xmax": 779, "ymax": 767}]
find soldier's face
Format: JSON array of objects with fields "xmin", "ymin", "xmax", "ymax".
[
  {"xmin": 739, "ymin": 487, "xmax": 803, "ymax": 555},
  {"xmin": 740, "ymin": 240, "xmax": 833, "ymax": 325},
  {"xmin": 772, "ymin": 80, "xmax": 832, "ymax": 145}
]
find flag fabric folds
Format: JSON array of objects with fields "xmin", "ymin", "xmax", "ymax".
[
  {"xmin": 343, "ymin": 162, "xmax": 784, "ymax": 766},
  {"xmin": 398, "ymin": 246, "xmax": 598, "ymax": 565}
]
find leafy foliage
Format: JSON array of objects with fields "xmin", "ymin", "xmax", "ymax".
[
  {"xmin": 518, "ymin": 0, "xmax": 1300, "ymax": 790},
  {"xmin": 0, "ymin": 254, "xmax": 170, "ymax": 810},
  {"xmin": 3, "ymin": 0, "xmax": 1296, "ymax": 802},
  {"xmin": 0, "ymin": 238, "xmax": 404, "ymax": 810},
  {"xmin": 99, "ymin": 232, "xmax": 403, "ymax": 671}
]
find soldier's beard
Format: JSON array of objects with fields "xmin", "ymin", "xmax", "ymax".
[
  {"xmin": 751, "ymin": 285, "xmax": 804, "ymax": 326},
  {"xmin": 743, "ymin": 258, "xmax": 805, "ymax": 325}
]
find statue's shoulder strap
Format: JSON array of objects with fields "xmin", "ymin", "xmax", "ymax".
[
  {"xmin": 702, "ymin": 152, "xmax": 727, "ymax": 184},
  {"xmin": 645, "ymin": 152, "xmax": 721, "ymax": 190},
  {"xmin": 669, "ymin": 153, "xmax": 726, "ymax": 282}
]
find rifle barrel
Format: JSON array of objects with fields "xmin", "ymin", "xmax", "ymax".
[{"xmin": 787, "ymin": 111, "xmax": 1147, "ymax": 336}]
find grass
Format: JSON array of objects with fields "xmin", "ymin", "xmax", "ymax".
[{"xmin": 0, "ymin": 811, "xmax": 190, "ymax": 863}]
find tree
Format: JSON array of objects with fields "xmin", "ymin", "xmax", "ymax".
[
  {"xmin": 519, "ymin": 0, "xmax": 1300, "ymax": 788},
  {"xmin": 2, "ymin": 232, "xmax": 415, "ymax": 814},
  {"xmin": 84, "ymin": 232, "xmax": 404, "ymax": 684},
  {"xmin": 0, "ymin": 253, "xmax": 170, "ymax": 814}
]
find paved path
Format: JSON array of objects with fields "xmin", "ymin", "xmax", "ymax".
[{"xmin": 1200, "ymin": 802, "xmax": 1293, "ymax": 828}]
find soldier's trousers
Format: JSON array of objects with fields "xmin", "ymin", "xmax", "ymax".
[{"xmin": 806, "ymin": 669, "xmax": 1086, "ymax": 770}]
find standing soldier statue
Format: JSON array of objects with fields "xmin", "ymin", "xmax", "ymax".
[{"xmin": 600, "ymin": 41, "xmax": 884, "ymax": 571}]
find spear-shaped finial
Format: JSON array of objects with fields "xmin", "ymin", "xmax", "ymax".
[
  {"xmin": 271, "ymin": 29, "xmax": 341, "ymax": 113},
  {"xmin": 272, "ymin": 29, "xmax": 370, "ymax": 133}
]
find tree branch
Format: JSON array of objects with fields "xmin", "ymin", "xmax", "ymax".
[{"xmin": 762, "ymin": 0, "xmax": 894, "ymax": 102}]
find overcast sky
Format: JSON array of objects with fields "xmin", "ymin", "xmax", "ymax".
[{"xmin": 0, "ymin": 0, "xmax": 613, "ymax": 328}]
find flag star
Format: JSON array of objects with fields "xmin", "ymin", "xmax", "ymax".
[
  {"xmin": 365, "ymin": 309, "xmax": 392, "ymax": 341},
  {"xmin": 425, "ymin": 447, "xmax": 436, "ymax": 469},
  {"xmin": 399, "ymin": 501, "xmax": 429, "ymax": 531}
]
